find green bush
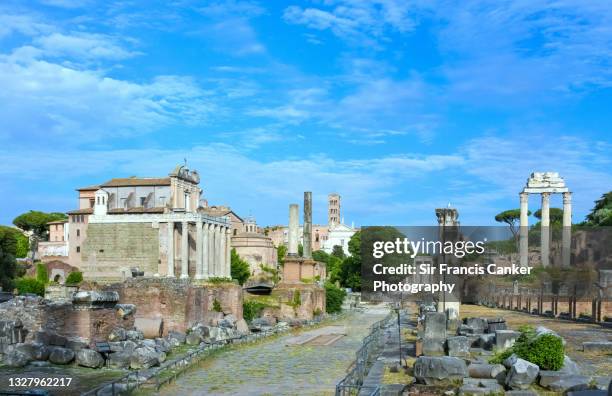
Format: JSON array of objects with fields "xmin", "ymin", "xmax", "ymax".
[
  {"xmin": 325, "ymin": 281, "xmax": 346, "ymax": 314},
  {"xmin": 243, "ymin": 300, "xmax": 267, "ymax": 322},
  {"xmin": 212, "ymin": 298, "xmax": 222, "ymax": 312},
  {"xmin": 206, "ymin": 277, "xmax": 233, "ymax": 284},
  {"xmin": 65, "ymin": 271, "xmax": 83, "ymax": 285},
  {"xmin": 15, "ymin": 277, "xmax": 45, "ymax": 296},
  {"xmin": 35, "ymin": 263, "xmax": 48, "ymax": 284},
  {"xmin": 489, "ymin": 325, "xmax": 564, "ymax": 370}
]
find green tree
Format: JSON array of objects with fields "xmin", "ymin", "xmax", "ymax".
[
  {"xmin": 230, "ymin": 248, "xmax": 251, "ymax": 285},
  {"xmin": 533, "ymin": 208, "xmax": 564, "ymax": 224},
  {"xmin": 583, "ymin": 191, "xmax": 612, "ymax": 226},
  {"xmin": 298, "ymin": 243, "xmax": 303, "ymax": 257},
  {"xmin": 66, "ymin": 271, "xmax": 83, "ymax": 285},
  {"xmin": 12, "ymin": 211, "xmax": 67, "ymax": 240},
  {"xmin": 15, "ymin": 234, "xmax": 29, "ymax": 258},
  {"xmin": 324, "ymin": 281, "xmax": 346, "ymax": 313},
  {"xmin": 331, "ymin": 245, "xmax": 345, "ymax": 259},
  {"xmin": 36, "ymin": 263, "xmax": 49, "ymax": 284},
  {"xmin": 495, "ymin": 209, "xmax": 531, "ymax": 240},
  {"xmin": 336, "ymin": 231, "xmax": 362, "ymax": 290},
  {"xmin": 15, "ymin": 278, "xmax": 45, "ymax": 296},
  {"xmin": 0, "ymin": 226, "xmax": 18, "ymax": 291},
  {"xmin": 277, "ymin": 244, "xmax": 287, "ymax": 266},
  {"xmin": 312, "ymin": 249, "xmax": 330, "ymax": 263}
]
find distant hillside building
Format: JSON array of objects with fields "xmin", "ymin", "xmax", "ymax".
[{"xmin": 322, "ymin": 222, "xmax": 357, "ymax": 256}]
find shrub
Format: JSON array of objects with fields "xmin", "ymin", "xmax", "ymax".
[
  {"xmin": 243, "ymin": 300, "xmax": 267, "ymax": 321},
  {"xmin": 489, "ymin": 325, "xmax": 564, "ymax": 370},
  {"xmin": 15, "ymin": 277, "xmax": 45, "ymax": 296},
  {"xmin": 325, "ymin": 281, "xmax": 346, "ymax": 314},
  {"xmin": 35, "ymin": 263, "xmax": 48, "ymax": 284},
  {"xmin": 65, "ymin": 271, "xmax": 83, "ymax": 285},
  {"xmin": 212, "ymin": 298, "xmax": 222, "ymax": 312},
  {"xmin": 206, "ymin": 277, "xmax": 233, "ymax": 284}
]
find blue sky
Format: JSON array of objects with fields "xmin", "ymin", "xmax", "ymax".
[{"xmin": 0, "ymin": 0, "xmax": 611, "ymax": 227}]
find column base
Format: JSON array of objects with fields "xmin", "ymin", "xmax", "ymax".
[
  {"xmin": 195, "ymin": 274, "xmax": 206, "ymax": 280},
  {"xmin": 166, "ymin": 274, "xmax": 175, "ymax": 278},
  {"xmin": 153, "ymin": 273, "xmax": 160, "ymax": 277},
  {"xmin": 180, "ymin": 274, "xmax": 190, "ymax": 279}
]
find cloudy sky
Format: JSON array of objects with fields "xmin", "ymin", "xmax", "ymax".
[{"xmin": 1, "ymin": 0, "xmax": 611, "ymax": 226}]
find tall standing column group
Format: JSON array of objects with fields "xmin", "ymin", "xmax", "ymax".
[{"xmin": 165, "ymin": 219, "xmax": 231, "ymax": 279}]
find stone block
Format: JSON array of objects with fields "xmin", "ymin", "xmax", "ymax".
[
  {"xmin": 467, "ymin": 363, "xmax": 506, "ymax": 380},
  {"xmin": 464, "ymin": 318, "xmax": 487, "ymax": 334},
  {"xmin": 495, "ymin": 330, "xmax": 520, "ymax": 350},
  {"xmin": 76, "ymin": 349, "xmax": 104, "ymax": 368},
  {"xmin": 505, "ymin": 358, "xmax": 539, "ymax": 390},
  {"xmin": 539, "ymin": 370, "xmax": 565, "ymax": 388},
  {"xmin": 49, "ymin": 346, "xmax": 75, "ymax": 364},
  {"xmin": 546, "ymin": 375, "xmax": 591, "ymax": 393},
  {"xmin": 66, "ymin": 338, "xmax": 88, "ymax": 351},
  {"xmin": 424, "ymin": 312, "xmax": 447, "ymax": 340},
  {"xmin": 235, "ymin": 319, "xmax": 249, "ymax": 335},
  {"xmin": 115, "ymin": 304, "xmax": 136, "ymax": 319},
  {"xmin": 134, "ymin": 317, "xmax": 162, "ymax": 339},
  {"xmin": 457, "ymin": 324, "xmax": 475, "ymax": 335},
  {"xmin": 126, "ymin": 329, "xmax": 144, "ymax": 341},
  {"xmin": 422, "ymin": 338, "xmax": 445, "ymax": 356},
  {"xmin": 4, "ymin": 350, "xmax": 30, "ymax": 367},
  {"xmin": 108, "ymin": 327, "xmax": 127, "ymax": 342},
  {"xmin": 582, "ymin": 341, "xmax": 612, "ymax": 353},
  {"xmin": 413, "ymin": 356, "xmax": 468, "ymax": 386},
  {"xmin": 186, "ymin": 332, "xmax": 202, "ymax": 345},
  {"xmin": 130, "ymin": 346, "xmax": 160, "ymax": 369},
  {"xmin": 566, "ymin": 391, "xmax": 607, "ymax": 396},
  {"xmin": 108, "ymin": 352, "xmax": 131, "ymax": 369},
  {"xmin": 478, "ymin": 334, "xmax": 496, "ymax": 350},
  {"xmin": 506, "ymin": 391, "xmax": 538, "ymax": 396},
  {"xmin": 487, "ymin": 318, "xmax": 507, "ymax": 333},
  {"xmin": 168, "ymin": 330, "xmax": 186, "ymax": 344},
  {"xmin": 459, "ymin": 378, "xmax": 504, "ymax": 395},
  {"xmin": 35, "ymin": 330, "xmax": 67, "ymax": 346},
  {"xmin": 561, "ymin": 355, "xmax": 580, "ymax": 374},
  {"xmin": 446, "ymin": 336, "xmax": 470, "ymax": 357}
]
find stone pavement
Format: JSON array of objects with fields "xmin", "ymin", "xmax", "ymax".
[{"xmin": 157, "ymin": 305, "xmax": 389, "ymax": 396}]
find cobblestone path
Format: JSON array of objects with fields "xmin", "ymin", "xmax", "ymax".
[{"xmin": 157, "ymin": 306, "xmax": 389, "ymax": 396}]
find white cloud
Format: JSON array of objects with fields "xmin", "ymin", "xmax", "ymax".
[
  {"xmin": 0, "ymin": 13, "xmax": 52, "ymax": 38},
  {"xmin": 34, "ymin": 32, "xmax": 139, "ymax": 61}
]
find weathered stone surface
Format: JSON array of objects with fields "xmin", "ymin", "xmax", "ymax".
[
  {"xmin": 107, "ymin": 352, "xmax": 131, "ymax": 369},
  {"xmin": 478, "ymin": 333, "xmax": 495, "ymax": 350},
  {"xmin": 460, "ymin": 378, "xmax": 504, "ymax": 395},
  {"xmin": 49, "ymin": 346, "xmax": 75, "ymax": 364},
  {"xmin": 4, "ymin": 350, "xmax": 30, "ymax": 367},
  {"xmin": 219, "ymin": 314, "xmax": 237, "ymax": 328},
  {"xmin": 35, "ymin": 330, "xmax": 67, "ymax": 346},
  {"xmin": 0, "ymin": 320, "xmax": 27, "ymax": 351},
  {"xmin": 32, "ymin": 343, "xmax": 51, "ymax": 361},
  {"xmin": 107, "ymin": 327, "xmax": 127, "ymax": 341},
  {"xmin": 566, "ymin": 391, "xmax": 607, "ymax": 396},
  {"xmin": 413, "ymin": 356, "xmax": 468, "ymax": 385},
  {"xmin": 134, "ymin": 317, "xmax": 162, "ymax": 339},
  {"xmin": 76, "ymin": 348, "xmax": 104, "ymax": 368},
  {"xmin": 467, "ymin": 363, "xmax": 505, "ymax": 380},
  {"xmin": 424, "ymin": 312, "xmax": 447, "ymax": 339},
  {"xmin": 66, "ymin": 338, "xmax": 88, "ymax": 351},
  {"xmin": 422, "ymin": 338, "xmax": 445, "ymax": 356},
  {"xmin": 495, "ymin": 330, "xmax": 520, "ymax": 350},
  {"xmin": 546, "ymin": 375, "xmax": 591, "ymax": 392},
  {"xmin": 457, "ymin": 324, "xmax": 475, "ymax": 336},
  {"xmin": 130, "ymin": 346, "xmax": 159, "ymax": 369},
  {"xmin": 447, "ymin": 336, "xmax": 470, "ymax": 357},
  {"xmin": 539, "ymin": 370, "xmax": 565, "ymax": 388},
  {"xmin": 154, "ymin": 338, "xmax": 171, "ymax": 353},
  {"xmin": 73, "ymin": 290, "xmax": 119, "ymax": 306},
  {"xmin": 126, "ymin": 329, "xmax": 144, "ymax": 341},
  {"xmin": 561, "ymin": 355, "xmax": 580, "ymax": 374},
  {"xmin": 116, "ymin": 304, "xmax": 136, "ymax": 319},
  {"xmin": 487, "ymin": 318, "xmax": 507, "ymax": 333},
  {"xmin": 236, "ymin": 319, "xmax": 249, "ymax": 335},
  {"xmin": 167, "ymin": 330, "xmax": 186, "ymax": 344},
  {"xmin": 186, "ymin": 332, "xmax": 202, "ymax": 345},
  {"xmin": 204, "ymin": 311, "xmax": 225, "ymax": 327},
  {"xmin": 505, "ymin": 390, "xmax": 538, "ymax": 396},
  {"xmin": 582, "ymin": 341, "xmax": 612, "ymax": 353},
  {"xmin": 464, "ymin": 318, "xmax": 487, "ymax": 334},
  {"xmin": 502, "ymin": 353, "xmax": 519, "ymax": 369},
  {"xmin": 505, "ymin": 358, "xmax": 539, "ymax": 390}
]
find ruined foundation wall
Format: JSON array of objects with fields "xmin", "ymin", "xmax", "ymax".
[{"xmin": 107, "ymin": 278, "xmax": 243, "ymax": 334}]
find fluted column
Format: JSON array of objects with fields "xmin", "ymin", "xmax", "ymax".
[
  {"xmin": 219, "ymin": 225, "xmax": 226, "ymax": 278},
  {"xmin": 167, "ymin": 221, "xmax": 175, "ymax": 277},
  {"xmin": 208, "ymin": 224, "xmax": 216, "ymax": 277},
  {"xmin": 541, "ymin": 192, "xmax": 550, "ymax": 267},
  {"xmin": 181, "ymin": 221, "xmax": 189, "ymax": 278},
  {"xmin": 288, "ymin": 204, "xmax": 299, "ymax": 256},
  {"xmin": 519, "ymin": 192, "xmax": 529, "ymax": 267},
  {"xmin": 202, "ymin": 223, "xmax": 210, "ymax": 278},
  {"xmin": 562, "ymin": 192, "xmax": 572, "ymax": 267},
  {"xmin": 195, "ymin": 220, "xmax": 203, "ymax": 279},
  {"xmin": 226, "ymin": 227, "xmax": 232, "ymax": 278}
]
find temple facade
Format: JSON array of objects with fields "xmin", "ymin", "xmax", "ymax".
[{"xmin": 66, "ymin": 165, "xmax": 232, "ymax": 282}]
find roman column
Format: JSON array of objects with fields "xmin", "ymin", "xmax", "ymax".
[
  {"xmin": 181, "ymin": 221, "xmax": 189, "ymax": 278},
  {"xmin": 202, "ymin": 222, "xmax": 209, "ymax": 278},
  {"xmin": 219, "ymin": 226, "xmax": 227, "ymax": 278},
  {"xmin": 167, "ymin": 221, "xmax": 175, "ymax": 277},
  {"xmin": 303, "ymin": 192, "xmax": 312, "ymax": 259},
  {"xmin": 562, "ymin": 192, "xmax": 572, "ymax": 267},
  {"xmin": 195, "ymin": 220, "xmax": 203, "ymax": 279},
  {"xmin": 226, "ymin": 227, "xmax": 232, "ymax": 278},
  {"xmin": 208, "ymin": 224, "xmax": 216, "ymax": 277},
  {"xmin": 288, "ymin": 204, "xmax": 299, "ymax": 256},
  {"xmin": 216, "ymin": 225, "xmax": 223, "ymax": 277},
  {"xmin": 541, "ymin": 192, "xmax": 550, "ymax": 267},
  {"xmin": 519, "ymin": 192, "xmax": 529, "ymax": 267}
]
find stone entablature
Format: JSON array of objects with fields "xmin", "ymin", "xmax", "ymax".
[
  {"xmin": 523, "ymin": 172, "xmax": 569, "ymax": 194},
  {"xmin": 88, "ymin": 212, "xmax": 230, "ymax": 226}
]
